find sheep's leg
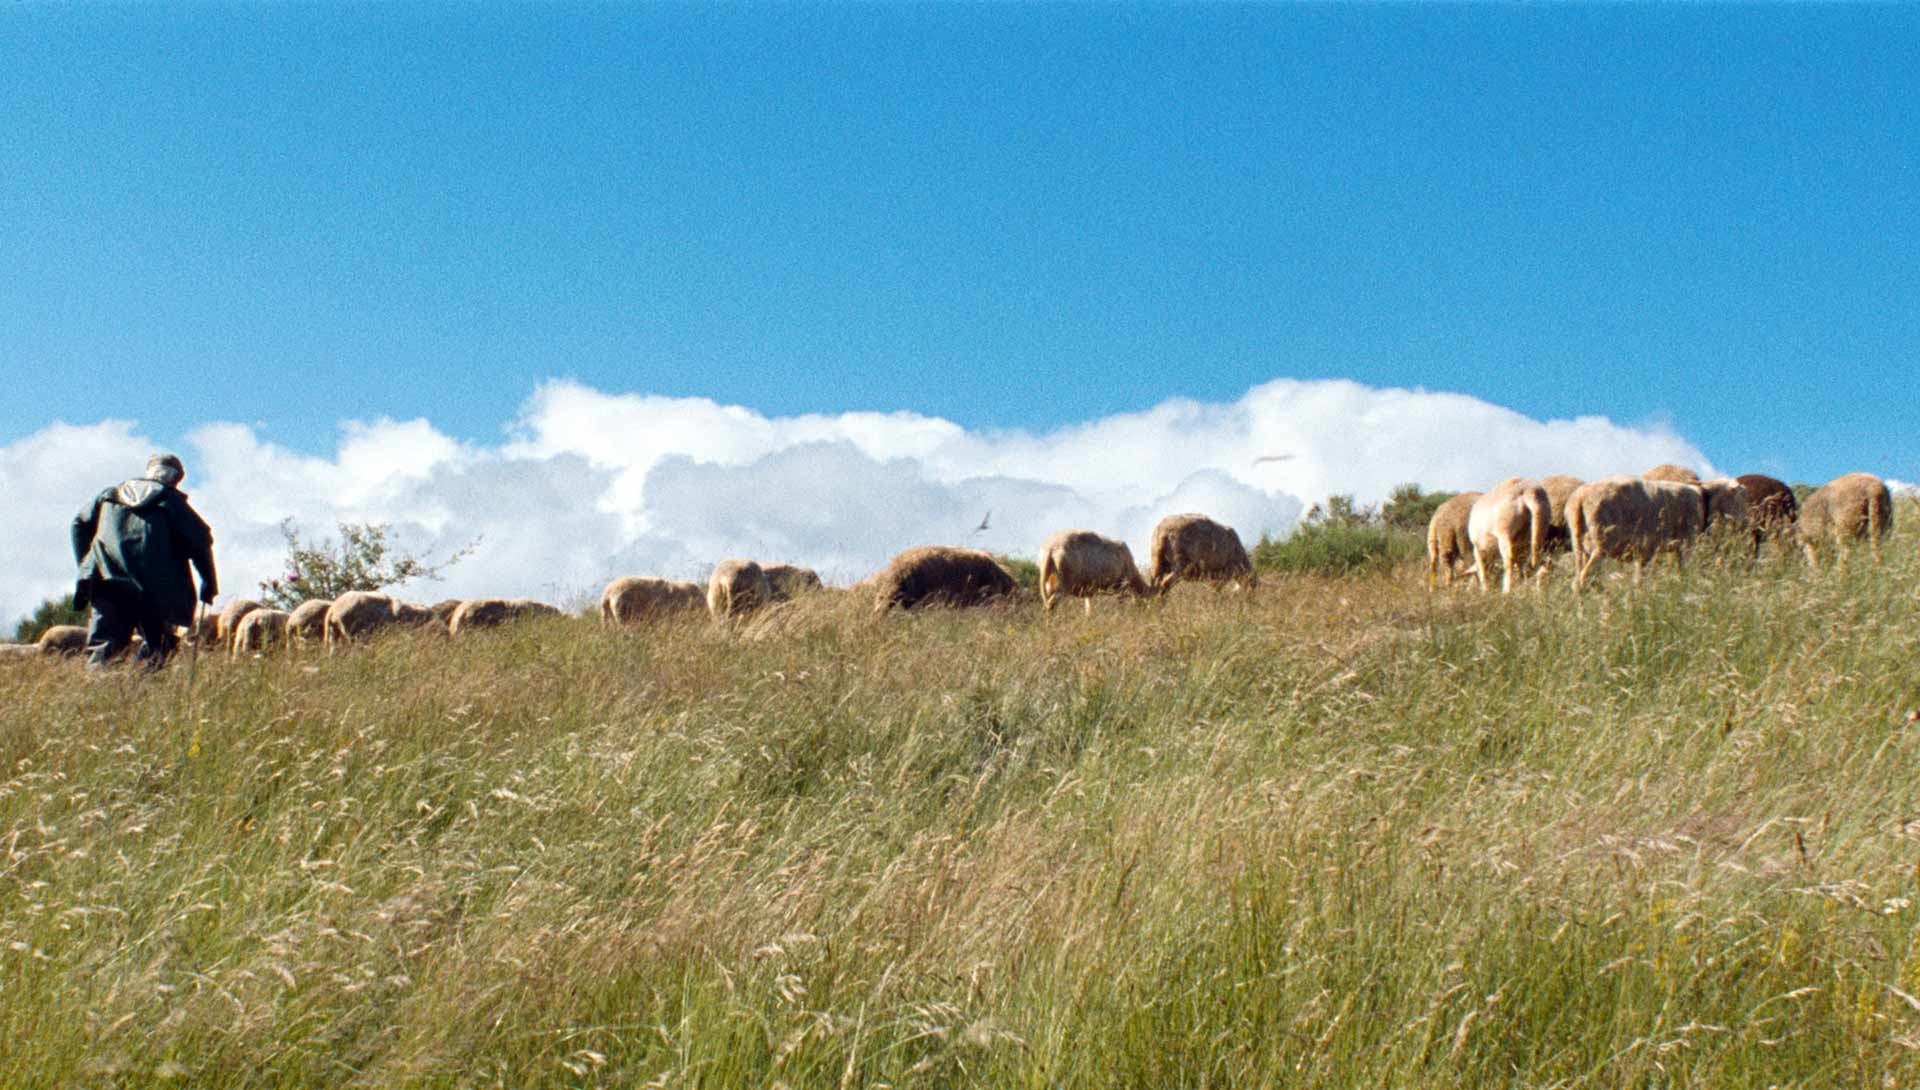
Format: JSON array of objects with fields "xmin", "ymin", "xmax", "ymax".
[{"xmin": 1083, "ymin": 596, "xmax": 1093, "ymax": 616}]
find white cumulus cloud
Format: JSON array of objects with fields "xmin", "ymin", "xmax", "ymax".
[{"xmin": 0, "ymin": 378, "xmax": 1715, "ymax": 632}]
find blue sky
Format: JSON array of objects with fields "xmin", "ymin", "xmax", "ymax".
[
  {"xmin": 3, "ymin": 4, "xmax": 1919, "ymax": 624},
  {"xmin": 5, "ymin": 3, "xmax": 1914, "ymax": 483}
]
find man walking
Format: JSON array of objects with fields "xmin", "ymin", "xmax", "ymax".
[{"xmin": 71, "ymin": 453, "xmax": 218, "ymax": 670}]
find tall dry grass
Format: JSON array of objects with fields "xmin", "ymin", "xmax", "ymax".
[{"xmin": 3, "ymin": 516, "xmax": 1918, "ymax": 1088}]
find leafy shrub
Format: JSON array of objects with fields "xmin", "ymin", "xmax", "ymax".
[
  {"xmin": 994, "ymin": 554, "xmax": 1041, "ymax": 591},
  {"xmin": 1254, "ymin": 520, "xmax": 1422, "ymax": 576},
  {"xmin": 259, "ymin": 519, "xmax": 476, "ymax": 610},
  {"xmin": 1254, "ymin": 484, "xmax": 1440, "ymax": 576},
  {"xmin": 12, "ymin": 594, "xmax": 86, "ymax": 643}
]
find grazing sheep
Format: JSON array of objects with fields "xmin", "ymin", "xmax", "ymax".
[
  {"xmin": 600, "ymin": 576, "xmax": 706, "ymax": 625},
  {"xmin": 286, "ymin": 599, "xmax": 332, "ymax": 646},
  {"xmin": 1735, "ymin": 474, "xmax": 1799, "ymax": 541},
  {"xmin": 1038, "ymin": 530, "xmax": 1151, "ymax": 613},
  {"xmin": 1695, "ymin": 478, "xmax": 1754, "ymax": 559},
  {"xmin": 188, "ymin": 610, "xmax": 222, "ymax": 649},
  {"xmin": 872, "ymin": 546, "xmax": 1019, "ymax": 612},
  {"xmin": 323, "ymin": 591, "xmax": 439, "ymax": 651},
  {"xmin": 36, "ymin": 625, "xmax": 88, "ymax": 656},
  {"xmin": 1424, "ymin": 491, "xmax": 1482, "ymax": 590},
  {"xmin": 762, "ymin": 564, "xmax": 824, "ymax": 601},
  {"xmin": 230, "ymin": 608, "xmax": 290, "ymax": 657},
  {"xmin": 215, "ymin": 599, "xmax": 262, "ymax": 650},
  {"xmin": 1565, "ymin": 475, "xmax": 1709, "ymax": 590},
  {"xmin": 447, "ymin": 598, "xmax": 562, "ymax": 637},
  {"xmin": 707, "ymin": 560, "xmax": 774, "ymax": 619},
  {"xmin": 1644, "ymin": 464, "xmax": 1703, "ymax": 485},
  {"xmin": 1539, "ymin": 475, "xmax": 1585, "ymax": 556},
  {"xmin": 1466, "ymin": 478, "xmax": 1551, "ymax": 593},
  {"xmin": 1798, "ymin": 472, "xmax": 1894, "ymax": 566},
  {"xmin": 1146, "ymin": 514, "xmax": 1256, "ymax": 594},
  {"xmin": 429, "ymin": 599, "xmax": 464, "ymax": 625}
]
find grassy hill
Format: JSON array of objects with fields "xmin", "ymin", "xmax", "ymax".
[{"xmin": 4, "ymin": 523, "xmax": 1918, "ymax": 1088}]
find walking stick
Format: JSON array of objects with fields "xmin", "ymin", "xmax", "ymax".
[{"xmin": 187, "ymin": 598, "xmax": 204, "ymax": 684}]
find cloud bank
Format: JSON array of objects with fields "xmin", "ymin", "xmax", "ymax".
[{"xmin": 1, "ymin": 378, "xmax": 1714, "ymax": 630}]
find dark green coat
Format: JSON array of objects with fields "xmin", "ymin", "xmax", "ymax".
[{"xmin": 72, "ymin": 478, "xmax": 218, "ymax": 626}]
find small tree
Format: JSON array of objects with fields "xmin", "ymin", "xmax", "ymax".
[
  {"xmin": 258, "ymin": 519, "xmax": 476, "ymax": 610},
  {"xmin": 1379, "ymin": 483, "xmax": 1455, "ymax": 532},
  {"xmin": 14, "ymin": 595, "xmax": 88, "ymax": 643}
]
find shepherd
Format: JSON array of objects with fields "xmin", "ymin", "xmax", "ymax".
[{"xmin": 70, "ymin": 453, "xmax": 219, "ymax": 670}]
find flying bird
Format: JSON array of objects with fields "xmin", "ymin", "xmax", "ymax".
[
  {"xmin": 973, "ymin": 511, "xmax": 991, "ymax": 534},
  {"xmin": 1253, "ymin": 453, "xmax": 1297, "ymax": 465}
]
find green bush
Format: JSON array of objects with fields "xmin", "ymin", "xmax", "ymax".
[
  {"xmin": 994, "ymin": 553, "xmax": 1041, "ymax": 590},
  {"xmin": 1252, "ymin": 485, "xmax": 1441, "ymax": 576},
  {"xmin": 1253, "ymin": 520, "xmax": 1423, "ymax": 575},
  {"xmin": 12, "ymin": 594, "xmax": 85, "ymax": 643}
]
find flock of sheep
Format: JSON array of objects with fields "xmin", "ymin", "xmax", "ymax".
[
  {"xmin": 1428, "ymin": 465, "xmax": 1896, "ymax": 593},
  {"xmin": 8, "ymin": 468, "xmax": 1899, "ymax": 662}
]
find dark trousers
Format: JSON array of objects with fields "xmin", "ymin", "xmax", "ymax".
[{"xmin": 83, "ymin": 582, "xmax": 180, "ymax": 671}]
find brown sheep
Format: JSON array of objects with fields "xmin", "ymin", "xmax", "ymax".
[
  {"xmin": 1038, "ymin": 530, "xmax": 1151, "ymax": 613},
  {"xmin": 1565, "ymin": 475, "xmax": 1708, "ymax": 590},
  {"xmin": 707, "ymin": 559, "xmax": 774, "ymax": 618},
  {"xmin": 1694, "ymin": 478, "xmax": 1754, "ymax": 559},
  {"xmin": 1467, "ymin": 478, "xmax": 1550, "ymax": 593},
  {"xmin": 763, "ymin": 564, "xmax": 824, "ymax": 601},
  {"xmin": 1146, "ymin": 514, "xmax": 1256, "ymax": 594},
  {"xmin": 1644, "ymin": 464, "xmax": 1703, "ymax": 485},
  {"xmin": 1424, "ymin": 491, "xmax": 1482, "ymax": 590},
  {"xmin": 230, "ymin": 608, "xmax": 290, "ymax": 657},
  {"xmin": 1798, "ymin": 472, "xmax": 1894, "ymax": 566},
  {"xmin": 1735, "ymin": 474, "xmax": 1799, "ymax": 542},
  {"xmin": 215, "ymin": 599, "xmax": 262, "ymax": 651},
  {"xmin": 188, "ymin": 610, "xmax": 222, "ymax": 650},
  {"xmin": 1539, "ymin": 475, "xmax": 1585, "ymax": 556},
  {"xmin": 872, "ymin": 546, "xmax": 1019, "ymax": 612},
  {"xmin": 36, "ymin": 625, "xmax": 88, "ymax": 656},
  {"xmin": 323, "ymin": 591, "xmax": 439, "ymax": 651},
  {"xmin": 447, "ymin": 598, "xmax": 562, "ymax": 637},
  {"xmin": 286, "ymin": 599, "xmax": 332, "ymax": 647},
  {"xmin": 600, "ymin": 577, "xmax": 706, "ymax": 625}
]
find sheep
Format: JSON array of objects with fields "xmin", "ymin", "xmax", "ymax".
[
  {"xmin": 230, "ymin": 608, "xmax": 290, "ymax": 657},
  {"xmin": 1735, "ymin": 474, "xmax": 1799, "ymax": 542},
  {"xmin": 763, "ymin": 564, "xmax": 824, "ymax": 601},
  {"xmin": 707, "ymin": 560, "xmax": 774, "ymax": 619},
  {"xmin": 1643, "ymin": 464, "xmax": 1702, "ymax": 485},
  {"xmin": 286, "ymin": 599, "xmax": 332, "ymax": 647},
  {"xmin": 1539, "ymin": 475, "xmax": 1585, "ymax": 556},
  {"xmin": 1694, "ymin": 477, "xmax": 1754, "ymax": 559},
  {"xmin": 323, "ymin": 591, "xmax": 439, "ymax": 651},
  {"xmin": 36, "ymin": 625, "xmax": 88, "ymax": 657},
  {"xmin": 1424, "ymin": 491, "xmax": 1482, "ymax": 590},
  {"xmin": 1146, "ymin": 514, "xmax": 1256, "ymax": 594},
  {"xmin": 188, "ymin": 610, "xmax": 222, "ymax": 650},
  {"xmin": 600, "ymin": 577, "xmax": 706, "ymax": 625},
  {"xmin": 1565, "ymin": 475, "xmax": 1709, "ymax": 591},
  {"xmin": 872, "ymin": 546, "xmax": 1019, "ymax": 612},
  {"xmin": 448, "ymin": 598, "xmax": 563, "ymax": 637},
  {"xmin": 215, "ymin": 599, "xmax": 262, "ymax": 650},
  {"xmin": 1466, "ymin": 478, "xmax": 1551, "ymax": 593},
  {"xmin": 1038, "ymin": 530, "xmax": 1151, "ymax": 613},
  {"xmin": 1798, "ymin": 472, "xmax": 1894, "ymax": 566},
  {"xmin": 429, "ymin": 599, "xmax": 465, "ymax": 625}
]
